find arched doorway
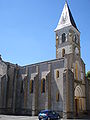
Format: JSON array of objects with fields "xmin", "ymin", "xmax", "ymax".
[{"xmin": 74, "ymin": 85, "xmax": 84, "ymax": 115}]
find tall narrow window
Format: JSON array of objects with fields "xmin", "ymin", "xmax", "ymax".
[
  {"xmin": 24, "ymin": 76, "xmax": 28, "ymax": 107},
  {"xmin": 20, "ymin": 80, "xmax": 23, "ymax": 93},
  {"xmin": 56, "ymin": 92, "xmax": 59, "ymax": 102},
  {"xmin": 56, "ymin": 34, "xmax": 59, "ymax": 40},
  {"xmin": 41, "ymin": 78, "xmax": 45, "ymax": 93},
  {"xmin": 24, "ymin": 76, "xmax": 28, "ymax": 90},
  {"xmin": 62, "ymin": 33, "xmax": 66, "ymax": 43},
  {"xmin": 75, "ymin": 63, "xmax": 78, "ymax": 80},
  {"xmin": 56, "ymin": 70, "xmax": 59, "ymax": 78},
  {"xmin": 56, "ymin": 34, "xmax": 59, "ymax": 58},
  {"xmin": 30, "ymin": 80, "xmax": 34, "ymax": 93},
  {"xmin": 62, "ymin": 48, "xmax": 65, "ymax": 57}
]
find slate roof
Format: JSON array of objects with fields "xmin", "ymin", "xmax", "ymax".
[
  {"xmin": 67, "ymin": 2, "xmax": 78, "ymax": 30},
  {"xmin": 55, "ymin": 2, "xmax": 78, "ymax": 31}
]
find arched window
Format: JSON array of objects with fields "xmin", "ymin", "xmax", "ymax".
[
  {"xmin": 62, "ymin": 33, "xmax": 66, "ymax": 43},
  {"xmin": 56, "ymin": 70, "xmax": 59, "ymax": 78},
  {"xmin": 30, "ymin": 80, "xmax": 34, "ymax": 93},
  {"xmin": 41, "ymin": 78, "xmax": 45, "ymax": 93},
  {"xmin": 56, "ymin": 92, "xmax": 59, "ymax": 102},
  {"xmin": 62, "ymin": 48, "xmax": 65, "ymax": 57}
]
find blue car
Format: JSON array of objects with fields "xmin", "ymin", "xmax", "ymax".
[{"xmin": 38, "ymin": 110, "xmax": 61, "ymax": 120}]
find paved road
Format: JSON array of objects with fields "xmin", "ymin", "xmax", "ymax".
[
  {"xmin": 0, "ymin": 115, "xmax": 90, "ymax": 120},
  {"xmin": 0, "ymin": 115, "xmax": 62, "ymax": 120},
  {"xmin": 0, "ymin": 115, "xmax": 38, "ymax": 120}
]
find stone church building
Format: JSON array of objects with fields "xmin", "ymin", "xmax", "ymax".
[{"xmin": 0, "ymin": 2, "xmax": 90, "ymax": 118}]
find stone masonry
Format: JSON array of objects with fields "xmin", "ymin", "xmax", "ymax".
[{"xmin": 0, "ymin": 2, "xmax": 89, "ymax": 119}]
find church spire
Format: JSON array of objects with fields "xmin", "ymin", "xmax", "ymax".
[
  {"xmin": 0, "ymin": 54, "xmax": 2, "ymax": 61},
  {"xmin": 55, "ymin": 2, "xmax": 78, "ymax": 31}
]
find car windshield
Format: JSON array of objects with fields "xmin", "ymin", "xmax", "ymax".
[
  {"xmin": 40, "ymin": 110, "xmax": 49, "ymax": 114},
  {"xmin": 40, "ymin": 110, "xmax": 57, "ymax": 115}
]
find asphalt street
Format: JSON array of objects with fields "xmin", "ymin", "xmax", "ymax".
[
  {"xmin": 0, "ymin": 115, "xmax": 90, "ymax": 120},
  {"xmin": 0, "ymin": 115, "xmax": 63, "ymax": 120},
  {"xmin": 0, "ymin": 115, "xmax": 38, "ymax": 120}
]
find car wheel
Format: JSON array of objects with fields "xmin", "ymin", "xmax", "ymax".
[
  {"xmin": 39, "ymin": 119, "xmax": 41, "ymax": 120},
  {"xmin": 46, "ymin": 118, "xmax": 50, "ymax": 120},
  {"xmin": 48, "ymin": 118, "xmax": 50, "ymax": 120}
]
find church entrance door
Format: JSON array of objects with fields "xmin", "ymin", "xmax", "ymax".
[
  {"xmin": 74, "ymin": 85, "xmax": 84, "ymax": 116},
  {"xmin": 75, "ymin": 98, "xmax": 79, "ymax": 115}
]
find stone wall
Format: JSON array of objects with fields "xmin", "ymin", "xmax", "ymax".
[
  {"xmin": 86, "ymin": 78, "xmax": 90, "ymax": 112},
  {"xmin": 0, "ymin": 60, "xmax": 7, "ymax": 113},
  {"xmin": 14, "ymin": 58, "xmax": 65, "ymax": 115},
  {"xmin": 63, "ymin": 69, "xmax": 74, "ymax": 118}
]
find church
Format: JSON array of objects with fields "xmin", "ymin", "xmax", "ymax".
[{"xmin": 0, "ymin": 2, "xmax": 90, "ymax": 118}]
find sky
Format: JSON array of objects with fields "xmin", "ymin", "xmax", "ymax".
[{"xmin": 0, "ymin": 0, "xmax": 90, "ymax": 72}]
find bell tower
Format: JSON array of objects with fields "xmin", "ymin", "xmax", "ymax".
[{"xmin": 55, "ymin": 2, "xmax": 80, "ymax": 59}]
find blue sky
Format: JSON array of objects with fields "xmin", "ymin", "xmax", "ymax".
[{"xmin": 0, "ymin": 0, "xmax": 90, "ymax": 72}]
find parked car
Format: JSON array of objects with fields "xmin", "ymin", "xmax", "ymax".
[{"xmin": 38, "ymin": 110, "xmax": 61, "ymax": 120}]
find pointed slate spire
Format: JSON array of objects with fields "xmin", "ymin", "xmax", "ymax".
[
  {"xmin": 55, "ymin": 2, "xmax": 78, "ymax": 31},
  {"xmin": 0, "ymin": 54, "xmax": 2, "ymax": 61}
]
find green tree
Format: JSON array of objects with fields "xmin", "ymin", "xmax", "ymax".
[{"xmin": 86, "ymin": 71, "xmax": 90, "ymax": 80}]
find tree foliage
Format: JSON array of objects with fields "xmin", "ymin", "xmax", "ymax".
[{"xmin": 86, "ymin": 71, "xmax": 90, "ymax": 80}]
